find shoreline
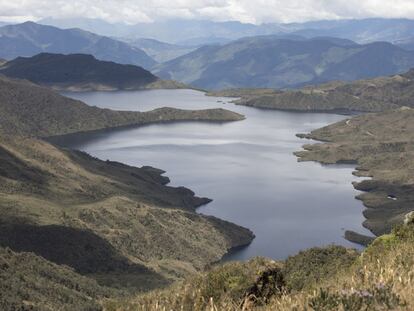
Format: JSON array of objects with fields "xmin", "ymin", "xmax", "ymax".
[
  {"xmin": 294, "ymin": 133, "xmax": 376, "ymax": 246},
  {"xmin": 293, "ymin": 110, "xmax": 414, "ymax": 245}
]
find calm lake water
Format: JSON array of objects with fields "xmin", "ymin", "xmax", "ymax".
[{"xmin": 61, "ymin": 89, "xmax": 371, "ymax": 260}]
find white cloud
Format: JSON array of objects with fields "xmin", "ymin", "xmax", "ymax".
[{"xmin": 1, "ymin": 0, "xmax": 414, "ymax": 24}]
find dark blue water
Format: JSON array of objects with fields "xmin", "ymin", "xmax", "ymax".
[{"xmin": 61, "ymin": 89, "xmax": 372, "ymax": 260}]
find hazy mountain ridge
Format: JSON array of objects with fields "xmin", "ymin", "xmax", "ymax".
[
  {"xmin": 38, "ymin": 17, "xmax": 414, "ymax": 46},
  {"xmin": 0, "ymin": 21, "xmax": 156, "ymax": 69},
  {"xmin": 155, "ymin": 36, "xmax": 414, "ymax": 90},
  {"xmin": 124, "ymin": 38, "xmax": 198, "ymax": 63}
]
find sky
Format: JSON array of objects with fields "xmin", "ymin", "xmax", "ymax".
[{"xmin": 1, "ymin": 0, "xmax": 414, "ymax": 24}]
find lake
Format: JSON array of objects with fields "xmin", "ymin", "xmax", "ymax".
[{"xmin": 60, "ymin": 89, "xmax": 372, "ymax": 261}]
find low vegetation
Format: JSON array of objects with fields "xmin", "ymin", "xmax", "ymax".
[
  {"xmin": 0, "ymin": 246, "xmax": 113, "ymax": 311},
  {"xmin": 209, "ymin": 69, "xmax": 414, "ymax": 113},
  {"xmin": 0, "ymin": 73, "xmax": 252, "ymax": 308},
  {"xmin": 0, "ymin": 134, "xmax": 253, "ymax": 292},
  {"xmin": 104, "ymin": 220, "xmax": 414, "ymax": 310}
]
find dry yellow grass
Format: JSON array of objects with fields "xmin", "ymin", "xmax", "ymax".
[{"xmin": 104, "ymin": 224, "xmax": 414, "ymax": 311}]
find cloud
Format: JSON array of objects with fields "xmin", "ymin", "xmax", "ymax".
[{"xmin": 1, "ymin": 0, "xmax": 414, "ymax": 24}]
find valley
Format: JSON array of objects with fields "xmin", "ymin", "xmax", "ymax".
[{"xmin": 1, "ymin": 11, "xmax": 414, "ymax": 311}]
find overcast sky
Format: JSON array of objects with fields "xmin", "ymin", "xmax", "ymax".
[{"xmin": 1, "ymin": 0, "xmax": 414, "ymax": 24}]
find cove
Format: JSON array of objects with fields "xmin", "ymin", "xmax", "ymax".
[{"xmin": 59, "ymin": 89, "xmax": 372, "ymax": 261}]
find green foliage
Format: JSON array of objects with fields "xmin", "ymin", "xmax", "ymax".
[
  {"xmin": 309, "ymin": 284, "xmax": 405, "ymax": 311},
  {"xmin": 283, "ymin": 245, "xmax": 358, "ymax": 291},
  {"xmin": 0, "ymin": 247, "xmax": 112, "ymax": 311}
]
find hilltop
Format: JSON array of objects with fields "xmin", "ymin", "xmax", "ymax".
[
  {"xmin": 0, "ymin": 22, "xmax": 156, "ymax": 69},
  {"xmin": 155, "ymin": 36, "xmax": 414, "ymax": 90},
  {"xmin": 210, "ymin": 69, "xmax": 414, "ymax": 113},
  {"xmin": 0, "ymin": 53, "xmax": 159, "ymax": 91}
]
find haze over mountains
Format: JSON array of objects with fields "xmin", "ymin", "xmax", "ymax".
[
  {"xmin": 2, "ymin": 19, "xmax": 414, "ymax": 90},
  {"xmin": 155, "ymin": 36, "xmax": 414, "ymax": 90},
  {"xmin": 0, "ymin": 21, "xmax": 156, "ymax": 69},
  {"xmin": 39, "ymin": 17, "xmax": 414, "ymax": 47},
  {"xmin": 125, "ymin": 38, "xmax": 198, "ymax": 63}
]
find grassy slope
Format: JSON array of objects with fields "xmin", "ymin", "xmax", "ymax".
[
  {"xmin": 208, "ymin": 69, "xmax": 414, "ymax": 113},
  {"xmin": 0, "ymin": 247, "xmax": 114, "ymax": 311},
  {"xmin": 0, "ymin": 74, "xmax": 253, "ymax": 307},
  {"xmin": 0, "ymin": 75, "xmax": 244, "ymax": 137},
  {"xmin": 106, "ymin": 222, "xmax": 414, "ymax": 310},
  {"xmin": 0, "ymin": 134, "xmax": 254, "ymax": 292}
]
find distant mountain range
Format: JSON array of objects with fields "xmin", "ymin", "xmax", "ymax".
[
  {"xmin": 154, "ymin": 36, "xmax": 414, "ymax": 90},
  {"xmin": 290, "ymin": 18, "xmax": 414, "ymax": 44},
  {"xmin": 125, "ymin": 38, "xmax": 198, "ymax": 63},
  {"xmin": 39, "ymin": 17, "xmax": 283, "ymax": 43},
  {"xmin": 0, "ymin": 53, "xmax": 159, "ymax": 91},
  {"xmin": 39, "ymin": 17, "xmax": 414, "ymax": 46},
  {"xmin": 0, "ymin": 22, "xmax": 156, "ymax": 69}
]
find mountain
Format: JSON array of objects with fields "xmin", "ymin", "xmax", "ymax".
[
  {"xmin": 0, "ymin": 21, "xmax": 156, "ymax": 69},
  {"xmin": 125, "ymin": 38, "xmax": 198, "ymax": 63},
  {"xmin": 396, "ymin": 37, "xmax": 414, "ymax": 51},
  {"xmin": 39, "ymin": 17, "xmax": 414, "ymax": 46},
  {"xmin": 176, "ymin": 36, "xmax": 232, "ymax": 46},
  {"xmin": 40, "ymin": 17, "xmax": 133, "ymax": 37},
  {"xmin": 155, "ymin": 36, "xmax": 414, "ymax": 90},
  {"xmin": 40, "ymin": 17, "xmax": 284, "ymax": 43},
  {"xmin": 291, "ymin": 18, "xmax": 414, "ymax": 44},
  {"xmin": 210, "ymin": 69, "xmax": 414, "ymax": 113},
  {"xmin": 0, "ymin": 53, "xmax": 159, "ymax": 91}
]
